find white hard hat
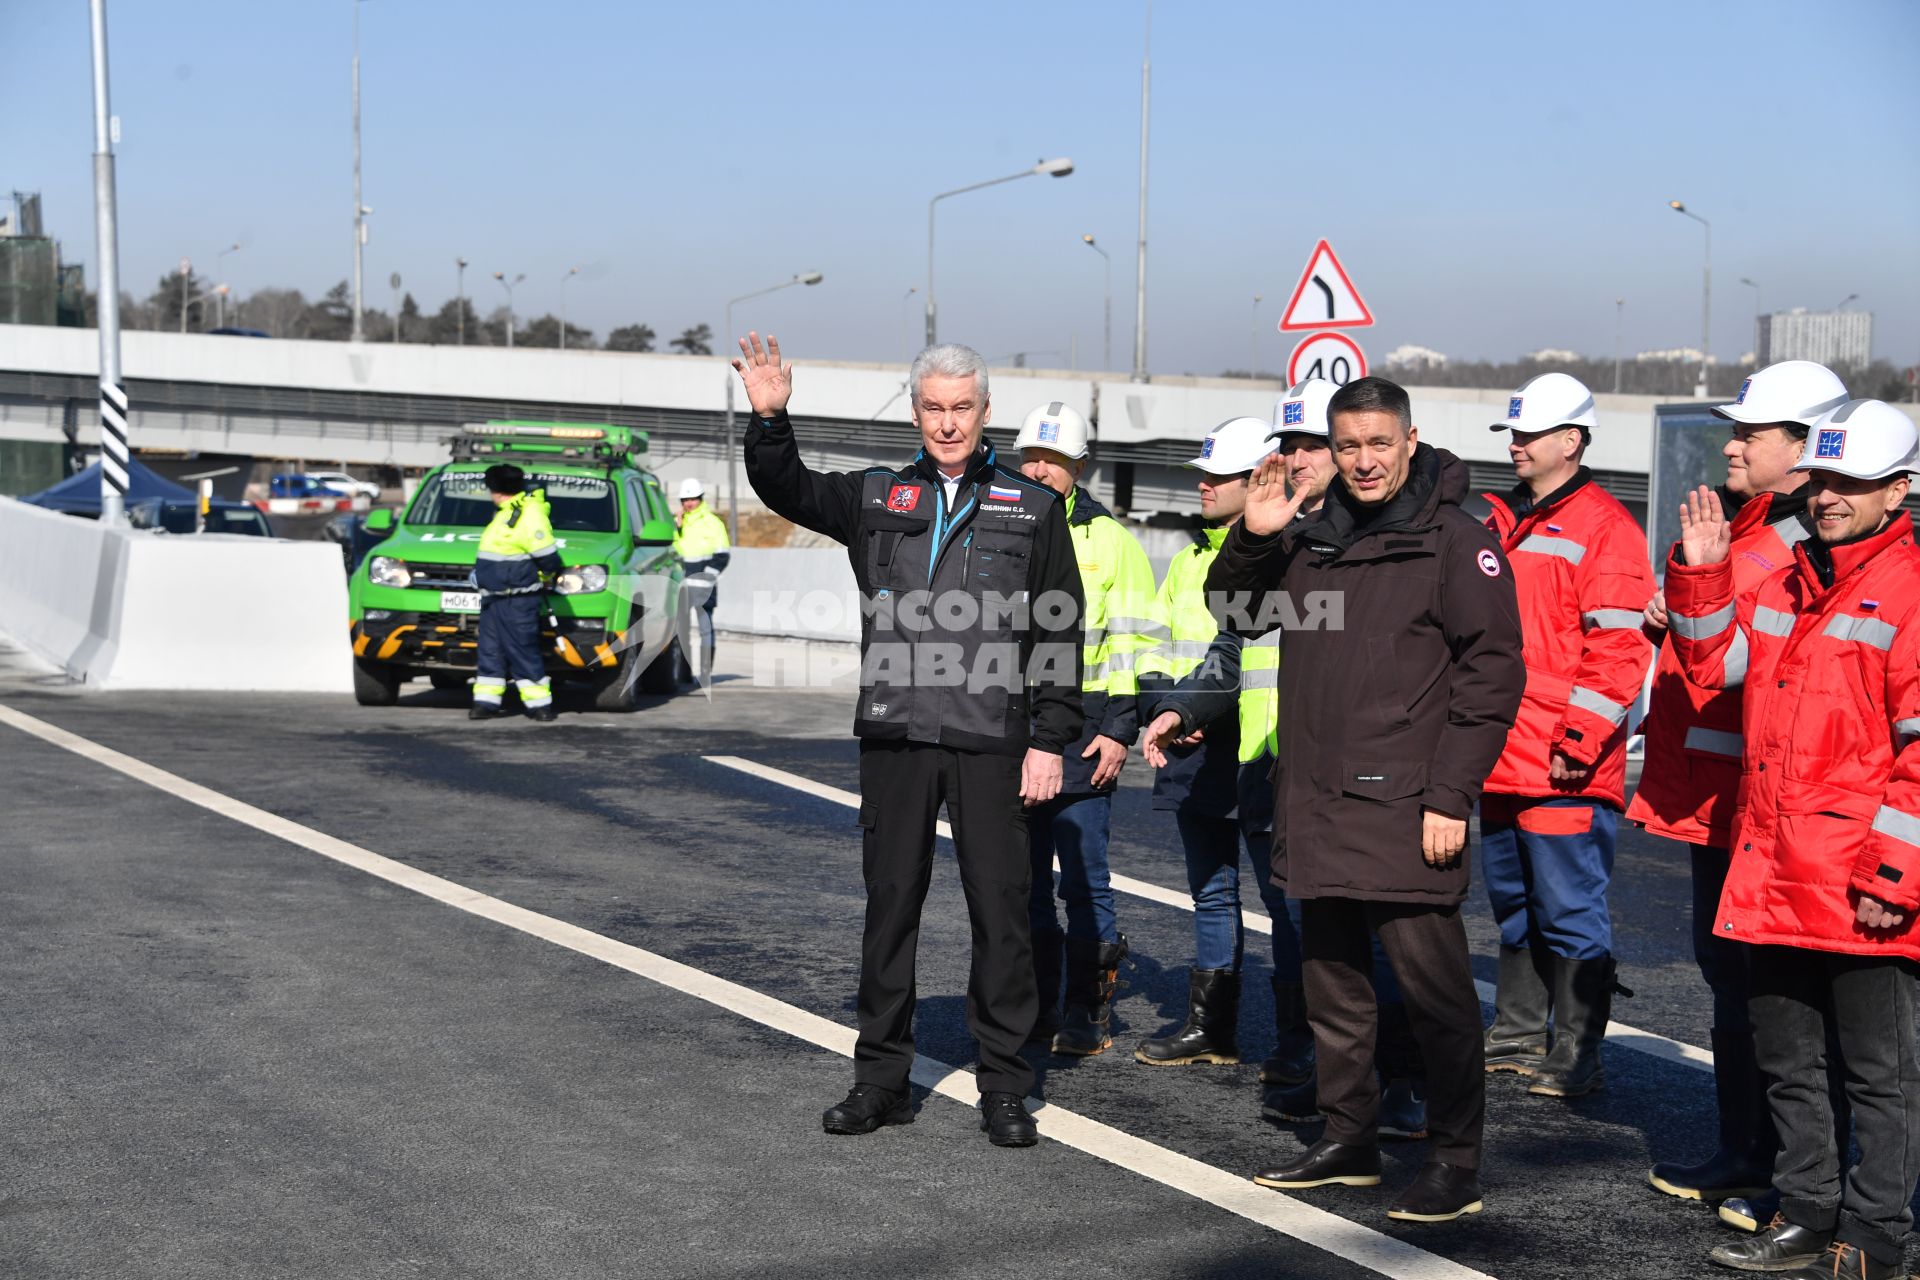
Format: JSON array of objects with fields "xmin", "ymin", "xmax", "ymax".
[
  {"xmin": 1269, "ymin": 378, "xmax": 1337, "ymax": 441},
  {"xmin": 1715, "ymin": 360, "xmax": 1849, "ymax": 428},
  {"xmin": 1792, "ymin": 400, "xmax": 1919, "ymax": 482},
  {"xmin": 678, "ymin": 478, "xmax": 706, "ymax": 500},
  {"xmin": 1014, "ymin": 401, "xmax": 1091, "ymax": 461},
  {"xmin": 1186, "ymin": 416, "xmax": 1280, "ymax": 474},
  {"xmin": 1492, "ymin": 372, "xmax": 1598, "ymax": 434}
]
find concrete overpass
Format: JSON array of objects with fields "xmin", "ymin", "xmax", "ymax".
[{"xmin": 2, "ymin": 322, "xmax": 1687, "ymax": 518}]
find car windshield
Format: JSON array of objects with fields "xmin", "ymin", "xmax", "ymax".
[
  {"xmin": 406, "ymin": 471, "xmax": 619, "ymax": 532},
  {"xmin": 148, "ymin": 505, "xmax": 271, "ymax": 535}
]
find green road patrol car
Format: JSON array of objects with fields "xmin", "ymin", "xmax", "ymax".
[{"xmin": 347, "ymin": 422, "xmax": 689, "ymax": 711}]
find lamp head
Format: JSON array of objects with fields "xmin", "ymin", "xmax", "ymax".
[
  {"xmin": 1668, "ymin": 199, "xmax": 1685, "ymax": 212},
  {"xmin": 1082, "ymin": 233, "xmax": 1096, "ymax": 245},
  {"xmin": 1036, "ymin": 157, "xmax": 1074, "ymax": 177},
  {"xmin": 799, "ymin": 272, "xmax": 824, "ymax": 286}
]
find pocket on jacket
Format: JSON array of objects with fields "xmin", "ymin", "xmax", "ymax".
[
  {"xmin": 1341, "ymin": 760, "xmax": 1429, "ymax": 803},
  {"xmin": 863, "ymin": 511, "xmax": 928, "ymax": 589}
]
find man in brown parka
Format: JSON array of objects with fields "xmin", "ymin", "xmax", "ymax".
[{"xmin": 1205, "ymin": 376, "xmax": 1524, "ymax": 1223}]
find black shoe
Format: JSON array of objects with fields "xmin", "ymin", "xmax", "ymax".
[
  {"xmin": 1720, "ymin": 1190, "xmax": 1779, "ymax": 1233},
  {"xmin": 1769, "ymin": 1242, "xmax": 1904, "ymax": 1279},
  {"xmin": 979, "ymin": 1091, "xmax": 1037, "ymax": 1148},
  {"xmin": 1135, "ymin": 968, "xmax": 1240, "ymax": 1065},
  {"xmin": 1387, "ymin": 1161, "xmax": 1484, "ymax": 1223},
  {"xmin": 1484, "ymin": 943, "xmax": 1551, "ymax": 1074},
  {"xmin": 1648, "ymin": 1148, "xmax": 1772, "ymax": 1202},
  {"xmin": 1259, "ymin": 977, "xmax": 1315, "ymax": 1086},
  {"xmin": 526, "ymin": 704, "xmax": 558, "ymax": 722},
  {"xmin": 821, "ymin": 1084, "xmax": 912, "ymax": 1135},
  {"xmin": 1528, "ymin": 954, "xmax": 1626, "ymax": 1098},
  {"xmin": 1261, "ymin": 1074, "xmax": 1318, "ymax": 1124},
  {"xmin": 1252, "ymin": 1139, "xmax": 1381, "ymax": 1190},
  {"xmin": 1027, "ymin": 930, "xmax": 1065, "ymax": 1044},
  {"xmin": 469, "ymin": 704, "xmax": 503, "ymax": 720},
  {"xmin": 1650, "ymin": 1025, "xmax": 1776, "ymax": 1201},
  {"xmin": 1709, "ymin": 1215, "xmax": 1835, "ymax": 1271}
]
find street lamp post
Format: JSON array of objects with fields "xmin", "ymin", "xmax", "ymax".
[
  {"xmin": 1836, "ymin": 293, "xmax": 1860, "ymax": 310},
  {"xmin": 1668, "ymin": 199, "xmax": 1711, "ymax": 397},
  {"xmin": 899, "ymin": 286, "xmax": 917, "ymax": 362},
  {"xmin": 1081, "ymin": 234, "xmax": 1111, "ymax": 372},
  {"xmin": 455, "ymin": 257, "xmax": 468, "ymax": 345},
  {"xmin": 925, "ymin": 157, "xmax": 1073, "ymax": 347},
  {"xmin": 89, "ymin": 0, "xmax": 130, "ymax": 525},
  {"xmin": 215, "ymin": 241, "xmax": 241, "ymax": 325},
  {"xmin": 1614, "ymin": 296, "xmax": 1625, "ymax": 394},
  {"xmin": 724, "ymin": 272, "xmax": 824, "ymax": 542},
  {"xmin": 1133, "ymin": 0, "xmax": 1151, "ymax": 382},
  {"xmin": 559, "ymin": 265, "xmax": 580, "ymax": 350},
  {"xmin": 351, "ymin": 0, "xmax": 369, "ymax": 342},
  {"xmin": 494, "ymin": 271, "xmax": 524, "ymax": 347},
  {"xmin": 390, "ymin": 271, "xmax": 402, "ymax": 344}
]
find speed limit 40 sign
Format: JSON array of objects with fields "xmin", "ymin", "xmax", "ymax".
[{"xmin": 1287, "ymin": 331, "xmax": 1368, "ymax": 386}]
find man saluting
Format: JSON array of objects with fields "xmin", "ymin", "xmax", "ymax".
[{"xmin": 739, "ymin": 332, "xmax": 1085, "ymax": 1148}]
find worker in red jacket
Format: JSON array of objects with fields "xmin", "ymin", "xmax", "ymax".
[
  {"xmin": 1668, "ymin": 399, "xmax": 1920, "ymax": 1280},
  {"xmin": 1478, "ymin": 372, "xmax": 1655, "ymax": 1098},
  {"xmin": 1631, "ymin": 361, "xmax": 1848, "ymax": 1208}
]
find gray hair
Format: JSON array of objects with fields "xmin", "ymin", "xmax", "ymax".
[{"xmin": 909, "ymin": 343, "xmax": 989, "ymax": 405}]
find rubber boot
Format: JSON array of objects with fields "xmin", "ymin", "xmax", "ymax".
[
  {"xmin": 1134, "ymin": 969, "xmax": 1240, "ymax": 1065},
  {"xmin": 1026, "ymin": 930, "xmax": 1065, "ymax": 1044},
  {"xmin": 1259, "ymin": 978, "xmax": 1315, "ymax": 1087},
  {"xmin": 1053, "ymin": 935, "xmax": 1128, "ymax": 1057},
  {"xmin": 1484, "ymin": 943, "xmax": 1551, "ymax": 1074},
  {"xmin": 1527, "ymin": 954, "xmax": 1623, "ymax": 1098},
  {"xmin": 1647, "ymin": 1026, "xmax": 1775, "ymax": 1200}
]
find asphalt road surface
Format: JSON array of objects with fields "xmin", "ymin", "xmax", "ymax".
[{"xmin": 2, "ymin": 638, "xmax": 1913, "ymax": 1280}]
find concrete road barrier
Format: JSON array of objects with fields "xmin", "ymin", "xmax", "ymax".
[
  {"xmin": 0, "ymin": 496, "xmax": 351, "ymax": 691},
  {"xmin": 711, "ymin": 547, "xmax": 859, "ymax": 642}
]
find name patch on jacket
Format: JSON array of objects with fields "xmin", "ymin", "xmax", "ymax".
[{"xmin": 886, "ymin": 484, "xmax": 922, "ymax": 512}]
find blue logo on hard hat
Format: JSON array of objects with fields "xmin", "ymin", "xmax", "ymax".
[
  {"xmin": 1507, "ymin": 397, "xmax": 1524, "ymax": 419},
  {"xmin": 1199, "ymin": 437, "xmax": 1217, "ymax": 458},
  {"xmin": 1815, "ymin": 428, "xmax": 1847, "ymax": 460},
  {"xmin": 1038, "ymin": 420, "xmax": 1060, "ymax": 443},
  {"xmin": 1736, "ymin": 377, "xmax": 1752, "ymax": 405},
  {"xmin": 1283, "ymin": 401, "xmax": 1305, "ymax": 426}
]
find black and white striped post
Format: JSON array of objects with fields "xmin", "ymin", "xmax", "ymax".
[{"xmin": 89, "ymin": 0, "xmax": 128, "ymax": 525}]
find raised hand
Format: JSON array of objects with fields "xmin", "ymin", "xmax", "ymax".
[
  {"xmin": 731, "ymin": 331, "xmax": 794, "ymax": 418},
  {"xmin": 1678, "ymin": 485, "xmax": 1731, "ymax": 567},
  {"xmin": 1242, "ymin": 453, "xmax": 1311, "ymax": 536}
]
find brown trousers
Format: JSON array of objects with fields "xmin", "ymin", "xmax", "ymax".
[{"xmin": 1301, "ymin": 896, "xmax": 1486, "ymax": 1168}]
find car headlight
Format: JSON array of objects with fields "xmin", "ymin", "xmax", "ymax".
[
  {"xmin": 554, "ymin": 564, "xmax": 608, "ymax": 595},
  {"xmin": 368, "ymin": 555, "xmax": 412, "ymax": 588}
]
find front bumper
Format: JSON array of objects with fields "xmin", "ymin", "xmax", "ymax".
[{"xmin": 350, "ymin": 609, "xmax": 626, "ymax": 676}]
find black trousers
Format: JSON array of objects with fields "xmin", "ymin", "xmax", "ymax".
[
  {"xmin": 1302, "ymin": 896, "xmax": 1485, "ymax": 1168},
  {"xmin": 853, "ymin": 740, "xmax": 1035, "ymax": 1097},
  {"xmin": 1750, "ymin": 946, "xmax": 1920, "ymax": 1265}
]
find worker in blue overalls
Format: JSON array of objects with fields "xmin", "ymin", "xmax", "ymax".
[{"xmin": 472, "ymin": 464, "xmax": 564, "ymax": 721}]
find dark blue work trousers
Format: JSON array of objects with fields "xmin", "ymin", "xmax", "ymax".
[{"xmin": 1481, "ymin": 795, "xmax": 1619, "ymax": 961}]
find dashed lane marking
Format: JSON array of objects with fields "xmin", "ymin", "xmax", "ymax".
[
  {"xmin": 704, "ymin": 753, "xmax": 1715, "ymax": 1074},
  {"xmin": 0, "ymin": 703, "xmax": 1495, "ymax": 1280}
]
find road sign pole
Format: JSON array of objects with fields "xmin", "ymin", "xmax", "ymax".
[{"xmin": 89, "ymin": 0, "xmax": 129, "ymax": 526}]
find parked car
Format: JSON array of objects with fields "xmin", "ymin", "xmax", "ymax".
[
  {"xmin": 127, "ymin": 497, "xmax": 275, "ymax": 537},
  {"xmin": 307, "ymin": 470, "xmax": 382, "ymax": 501}
]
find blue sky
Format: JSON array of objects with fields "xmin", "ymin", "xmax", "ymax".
[{"xmin": 6, "ymin": 0, "xmax": 1917, "ymax": 378}]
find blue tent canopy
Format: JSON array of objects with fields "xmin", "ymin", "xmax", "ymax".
[{"xmin": 21, "ymin": 458, "xmax": 194, "ymax": 516}]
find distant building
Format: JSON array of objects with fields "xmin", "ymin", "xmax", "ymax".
[
  {"xmin": 1525, "ymin": 347, "xmax": 1582, "ymax": 364},
  {"xmin": 1758, "ymin": 308, "xmax": 1872, "ymax": 368},
  {"xmin": 1635, "ymin": 346, "xmax": 1712, "ymax": 364},
  {"xmin": 1384, "ymin": 343, "xmax": 1448, "ymax": 369}
]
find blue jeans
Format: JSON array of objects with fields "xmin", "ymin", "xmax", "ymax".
[
  {"xmin": 1029, "ymin": 793, "xmax": 1118, "ymax": 944},
  {"xmin": 1481, "ymin": 796, "xmax": 1619, "ymax": 960},
  {"xmin": 1176, "ymin": 811, "xmax": 1303, "ymax": 978}
]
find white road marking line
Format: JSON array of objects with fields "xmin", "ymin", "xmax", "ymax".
[
  {"xmin": 0, "ymin": 704, "xmax": 1493, "ymax": 1280},
  {"xmin": 705, "ymin": 753, "xmax": 1716, "ymax": 1073}
]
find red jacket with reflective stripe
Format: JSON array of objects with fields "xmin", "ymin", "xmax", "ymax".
[
  {"xmin": 1666, "ymin": 513, "xmax": 1920, "ymax": 960},
  {"xmin": 1482, "ymin": 473, "xmax": 1656, "ymax": 807},
  {"xmin": 1626, "ymin": 490, "xmax": 1811, "ymax": 846}
]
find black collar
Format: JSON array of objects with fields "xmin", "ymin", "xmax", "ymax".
[{"xmin": 1504, "ymin": 466, "xmax": 1591, "ymax": 520}]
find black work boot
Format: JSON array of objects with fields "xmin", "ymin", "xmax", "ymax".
[
  {"xmin": 979, "ymin": 1091, "xmax": 1038, "ymax": 1147},
  {"xmin": 1769, "ymin": 1242, "xmax": 1906, "ymax": 1279},
  {"xmin": 1135, "ymin": 969, "xmax": 1241, "ymax": 1065},
  {"xmin": 1647, "ymin": 1026, "xmax": 1774, "ymax": 1200},
  {"xmin": 526, "ymin": 703, "xmax": 557, "ymax": 722},
  {"xmin": 822, "ymin": 1083, "xmax": 913, "ymax": 1135},
  {"xmin": 1027, "ymin": 930, "xmax": 1065, "ymax": 1044},
  {"xmin": 469, "ymin": 703, "xmax": 503, "ymax": 720},
  {"xmin": 1259, "ymin": 978, "xmax": 1315, "ymax": 1087},
  {"xmin": 1484, "ymin": 943, "xmax": 1551, "ymax": 1074},
  {"xmin": 1527, "ymin": 954, "xmax": 1625, "ymax": 1098},
  {"xmin": 1708, "ymin": 1214, "xmax": 1835, "ymax": 1271},
  {"xmin": 1053, "ymin": 935, "xmax": 1128, "ymax": 1057}
]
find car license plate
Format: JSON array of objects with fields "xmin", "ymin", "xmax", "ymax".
[{"xmin": 441, "ymin": 591, "xmax": 481, "ymax": 613}]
